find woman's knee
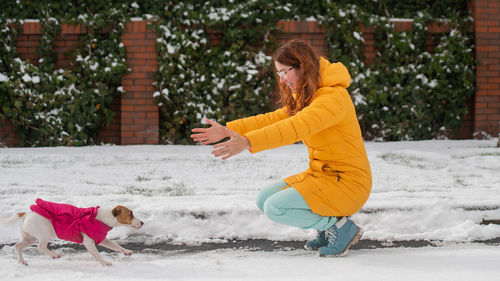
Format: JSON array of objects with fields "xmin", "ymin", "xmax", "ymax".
[
  {"xmin": 262, "ymin": 187, "xmax": 307, "ymax": 220},
  {"xmin": 263, "ymin": 198, "xmax": 283, "ymax": 220},
  {"xmin": 255, "ymin": 181, "xmax": 288, "ymax": 211}
]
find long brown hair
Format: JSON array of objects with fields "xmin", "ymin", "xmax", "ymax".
[{"xmin": 273, "ymin": 40, "xmax": 320, "ymax": 115}]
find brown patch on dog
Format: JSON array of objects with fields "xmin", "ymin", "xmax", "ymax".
[
  {"xmin": 17, "ymin": 212, "xmax": 26, "ymax": 217},
  {"xmin": 112, "ymin": 206, "xmax": 134, "ymax": 225}
]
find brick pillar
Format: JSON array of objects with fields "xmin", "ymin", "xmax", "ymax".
[
  {"xmin": 472, "ymin": 0, "xmax": 500, "ymax": 138},
  {"xmin": 276, "ymin": 20, "xmax": 328, "ymax": 57},
  {"xmin": 120, "ymin": 20, "xmax": 159, "ymax": 145},
  {"xmin": 0, "ymin": 119, "xmax": 18, "ymax": 147}
]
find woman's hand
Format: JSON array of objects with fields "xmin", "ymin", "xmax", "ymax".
[
  {"xmin": 211, "ymin": 129, "xmax": 251, "ymax": 160},
  {"xmin": 191, "ymin": 118, "xmax": 228, "ymax": 145}
]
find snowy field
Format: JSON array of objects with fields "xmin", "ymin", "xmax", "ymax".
[{"xmin": 1, "ymin": 139, "xmax": 499, "ymax": 280}]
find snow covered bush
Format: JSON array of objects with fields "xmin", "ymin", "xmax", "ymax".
[
  {"xmin": 0, "ymin": 2, "xmax": 130, "ymax": 146},
  {"xmin": 0, "ymin": 0, "xmax": 475, "ymax": 145},
  {"xmin": 321, "ymin": 0, "xmax": 474, "ymax": 140},
  {"xmin": 151, "ymin": 1, "xmax": 289, "ymax": 144}
]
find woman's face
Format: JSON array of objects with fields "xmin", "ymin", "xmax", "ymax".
[{"xmin": 275, "ymin": 61, "xmax": 298, "ymax": 91}]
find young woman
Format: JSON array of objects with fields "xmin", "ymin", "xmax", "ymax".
[{"xmin": 191, "ymin": 39, "xmax": 372, "ymax": 257}]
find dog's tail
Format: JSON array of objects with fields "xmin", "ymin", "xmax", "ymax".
[{"xmin": 0, "ymin": 212, "xmax": 26, "ymax": 226}]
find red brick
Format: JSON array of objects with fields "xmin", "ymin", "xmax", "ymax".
[
  {"xmin": 127, "ymin": 59, "xmax": 147, "ymax": 65},
  {"xmin": 121, "ymin": 105, "xmax": 134, "ymax": 112},
  {"xmin": 475, "ymin": 114, "xmax": 488, "ymax": 121},
  {"xmin": 487, "ymin": 101, "xmax": 500, "ymax": 109},
  {"xmin": 123, "ymin": 85, "xmax": 147, "ymax": 92},
  {"xmin": 121, "ymin": 98, "xmax": 146, "ymax": 106},
  {"xmin": 477, "ymin": 46, "xmax": 500, "ymax": 52},
  {"xmin": 121, "ymin": 80, "xmax": 134, "ymax": 86},
  {"xmin": 487, "ymin": 91, "xmax": 500, "ymax": 99},
  {"xmin": 123, "ymin": 72, "xmax": 146, "ymax": 79},
  {"xmin": 482, "ymin": 83, "xmax": 500, "ymax": 89},
  {"xmin": 132, "ymin": 118, "xmax": 150, "ymax": 125},
  {"xmin": 476, "ymin": 20, "xmax": 500, "ymax": 27},
  {"xmin": 145, "ymin": 59, "xmax": 159, "ymax": 66},
  {"xmin": 121, "ymin": 138, "xmax": 146, "ymax": 145},
  {"xmin": 120, "ymin": 131, "xmax": 134, "ymax": 137},
  {"xmin": 127, "ymin": 45, "xmax": 156, "ymax": 53},
  {"xmin": 146, "ymin": 111, "xmax": 159, "ymax": 118},
  {"xmin": 121, "ymin": 118, "xmax": 135, "ymax": 125},
  {"xmin": 475, "ymin": 102, "xmax": 488, "ymax": 109},
  {"xmin": 122, "ymin": 33, "xmax": 147, "ymax": 40},
  {"xmin": 129, "ymin": 52, "xmax": 157, "ymax": 59},
  {"xmin": 130, "ymin": 65, "xmax": 157, "ymax": 72},
  {"xmin": 134, "ymin": 79, "xmax": 155, "ymax": 86},
  {"xmin": 488, "ymin": 1, "xmax": 500, "ymax": 8},
  {"xmin": 137, "ymin": 21, "xmax": 147, "ymax": 33},
  {"xmin": 145, "ymin": 138, "xmax": 159, "ymax": 145},
  {"xmin": 128, "ymin": 112, "xmax": 146, "ymax": 119}
]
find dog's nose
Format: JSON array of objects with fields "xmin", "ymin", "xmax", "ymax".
[{"xmin": 140, "ymin": 221, "xmax": 144, "ymax": 226}]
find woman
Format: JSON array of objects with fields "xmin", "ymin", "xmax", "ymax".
[{"xmin": 191, "ymin": 39, "xmax": 371, "ymax": 257}]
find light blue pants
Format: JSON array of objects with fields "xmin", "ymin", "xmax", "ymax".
[{"xmin": 256, "ymin": 181, "xmax": 338, "ymax": 231}]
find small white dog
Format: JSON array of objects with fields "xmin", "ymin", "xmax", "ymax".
[{"xmin": 0, "ymin": 198, "xmax": 143, "ymax": 266}]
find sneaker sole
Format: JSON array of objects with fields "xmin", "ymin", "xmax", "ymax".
[
  {"xmin": 304, "ymin": 245, "xmax": 319, "ymax": 251},
  {"xmin": 319, "ymin": 227, "xmax": 364, "ymax": 258}
]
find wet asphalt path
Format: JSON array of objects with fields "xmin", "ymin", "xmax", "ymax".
[{"xmin": 2, "ymin": 238, "xmax": 499, "ymax": 256}]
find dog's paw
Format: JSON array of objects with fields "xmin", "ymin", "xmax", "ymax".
[
  {"xmin": 103, "ymin": 261, "xmax": 112, "ymax": 266},
  {"xmin": 52, "ymin": 254, "xmax": 62, "ymax": 259},
  {"xmin": 19, "ymin": 260, "xmax": 28, "ymax": 266},
  {"xmin": 123, "ymin": 250, "xmax": 133, "ymax": 256}
]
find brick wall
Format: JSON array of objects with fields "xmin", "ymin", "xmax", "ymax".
[
  {"xmin": 2, "ymin": 13, "xmax": 500, "ymax": 146},
  {"xmin": 471, "ymin": 0, "xmax": 500, "ymax": 138}
]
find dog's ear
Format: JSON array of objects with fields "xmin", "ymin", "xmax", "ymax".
[{"xmin": 112, "ymin": 206, "xmax": 121, "ymax": 217}]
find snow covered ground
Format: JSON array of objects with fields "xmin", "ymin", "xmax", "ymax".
[{"xmin": 1, "ymin": 139, "xmax": 499, "ymax": 280}]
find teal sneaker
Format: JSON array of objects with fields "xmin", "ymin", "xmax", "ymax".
[
  {"xmin": 304, "ymin": 230, "xmax": 327, "ymax": 251},
  {"xmin": 318, "ymin": 217, "xmax": 363, "ymax": 257}
]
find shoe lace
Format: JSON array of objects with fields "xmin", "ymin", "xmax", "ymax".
[
  {"xmin": 315, "ymin": 230, "xmax": 324, "ymax": 240},
  {"xmin": 325, "ymin": 227, "xmax": 338, "ymax": 245}
]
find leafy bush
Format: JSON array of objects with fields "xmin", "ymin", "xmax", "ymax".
[
  {"xmin": 322, "ymin": 1, "xmax": 474, "ymax": 140},
  {"xmin": 0, "ymin": 2, "xmax": 130, "ymax": 146},
  {"xmin": 151, "ymin": 1, "xmax": 289, "ymax": 144}
]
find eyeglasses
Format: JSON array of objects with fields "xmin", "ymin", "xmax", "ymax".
[{"xmin": 277, "ymin": 67, "xmax": 294, "ymax": 78}]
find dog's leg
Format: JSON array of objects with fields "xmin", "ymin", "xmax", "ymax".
[
  {"xmin": 82, "ymin": 234, "xmax": 111, "ymax": 266},
  {"xmin": 36, "ymin": 238, "xmax": 62, "ymax": 259},
  {"xmin": 21, "ymin": 212, "xmax": 61, "ymax": 260},
  {"xmin": 15, "ymin": 233, "xmax": 37, "ymax": 266},
  {"xmin": 98, "ymin": 238, "xmax": 133, "ymax": 256}
]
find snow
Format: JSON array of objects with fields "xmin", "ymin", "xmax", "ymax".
[
  {"xmin": 1, "ymin": 139, "xmax": 499, "ymax": 280},
  {"xmin": 0, "ymin": 73, "xmax": 8, "ymax": 82}
]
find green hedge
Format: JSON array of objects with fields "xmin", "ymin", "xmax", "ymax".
[
  {"xmin": 322, "ymin": 1, "xmax": 474, "ymax": 140},
  {"xmin": 0, "ymin": 1, "xmax": 130, "ymax": 146},
  {"xmin": 0, "ymin": 0, "xmax": 474, "ymax": 145}
]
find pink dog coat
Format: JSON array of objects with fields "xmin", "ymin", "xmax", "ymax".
[{"xmin": 30, "ymin": 198, "xmax": 112, "ymax": 245}]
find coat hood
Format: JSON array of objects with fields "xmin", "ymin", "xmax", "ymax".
[{"xmin": 318, "ymin": 57, "xmax": 351, "ymax": 89}]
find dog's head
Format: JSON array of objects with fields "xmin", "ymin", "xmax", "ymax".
[{"xmin": 111, "ymin": 206, "xmax": 144, "ymax": 229}]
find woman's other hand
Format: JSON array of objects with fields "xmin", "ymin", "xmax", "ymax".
[
  {"xmin": 191, "ymin": 118, "xmax": 228, "ymax": 145},
  {"xmin": 211, "ymin": 129, "xmax": 251, "ymax": 160}
]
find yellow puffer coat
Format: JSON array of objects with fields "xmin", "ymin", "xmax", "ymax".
[{"xmin": 226, "ymin": 57, "xmax": 371, "ymax": 216}]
